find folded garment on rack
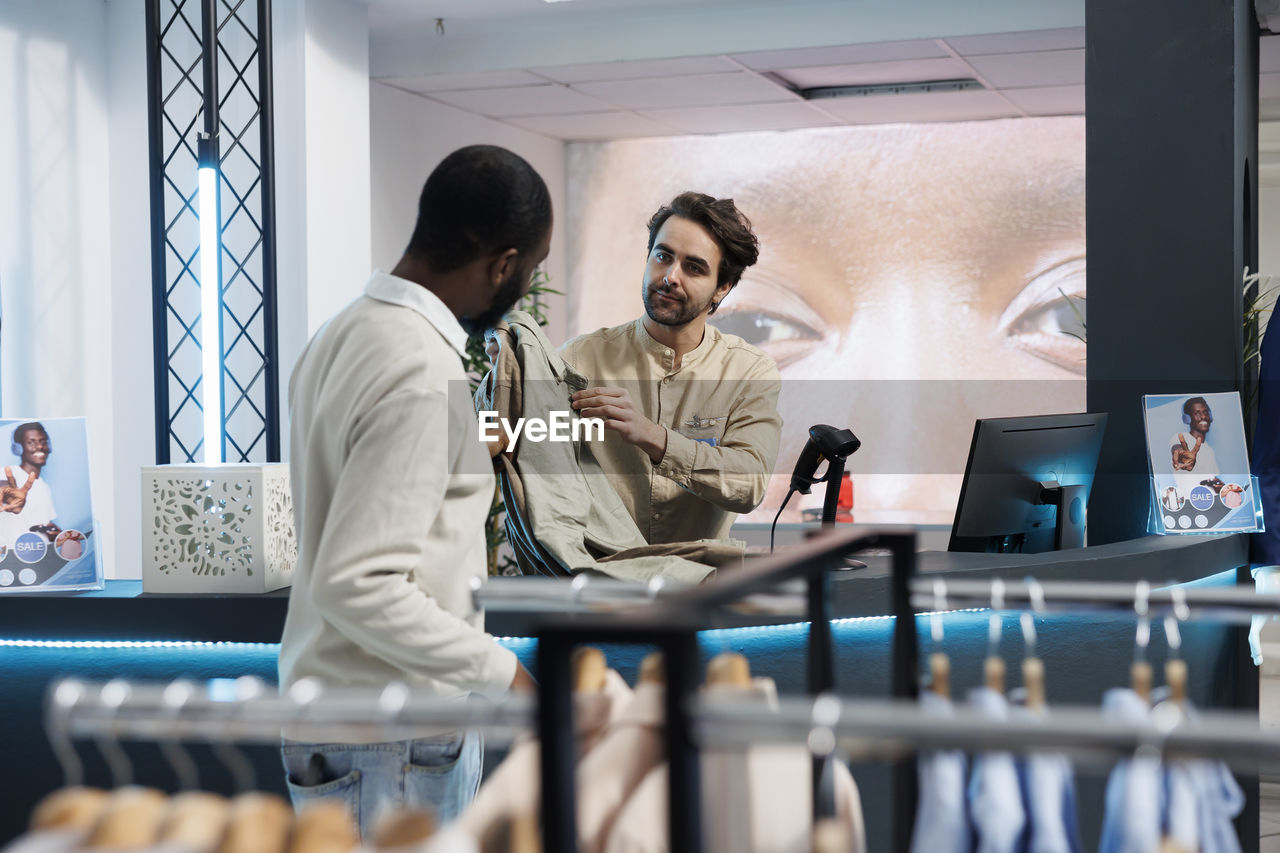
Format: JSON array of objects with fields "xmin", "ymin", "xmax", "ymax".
[
  {"xmin": 475, "ymin": 312, "xmax": 734, "ymax": 584},
  {"xmin": 603, "ymin": 678, "xmax": 866, "ymax": 853}
]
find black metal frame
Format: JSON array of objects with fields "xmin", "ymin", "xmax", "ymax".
[
  {"xmin": 145, "ymin": 0, "xmax": 280, "ymax": 464},
  {"xmin": 534, "ymin": 527, "xmax": 919, "ymax": 852}
]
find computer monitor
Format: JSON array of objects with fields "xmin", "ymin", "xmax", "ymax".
[{"xmin": 948, "ymin": 412, "xmax": 1108, "ymax": 554}]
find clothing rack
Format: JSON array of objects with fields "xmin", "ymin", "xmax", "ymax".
[{"xmin": 532, "ymin": 526, "xmax": 920, "ymax": 853}]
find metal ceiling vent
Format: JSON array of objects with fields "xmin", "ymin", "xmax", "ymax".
[{"xmin": 793, "ymin": 78, "xmax": 985, "ymax": 100}]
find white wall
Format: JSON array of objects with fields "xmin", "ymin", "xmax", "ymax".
[
  {"xmin": 369, "ymin": 82, "xmax": 568, "ymax": 342},
  {"xmin": 0, "ymin": 0, "xmax": 122, "ymax": 574},
  {"xmin": 104, "ymin": 0, "xmax": 152, "ymax": 580},
  {"xmin": 271, "ymin": 0, "xmax": 372, "ymax": 464}
]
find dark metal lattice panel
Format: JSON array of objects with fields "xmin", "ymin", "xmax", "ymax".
[{"xmin": 146, "ymin": 0, "xmax": 280, "ymax": 464}]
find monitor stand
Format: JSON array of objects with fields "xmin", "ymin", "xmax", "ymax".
[{"xmin": 1038, "ymin": 480, "xmax": 1087, "ymax": 550}]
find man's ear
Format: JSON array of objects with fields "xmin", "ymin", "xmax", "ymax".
[{"xmin": 488, "ymin": 248, "xmax": 519, "ymax": 288}]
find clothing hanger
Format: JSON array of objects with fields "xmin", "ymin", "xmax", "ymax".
[
  {"xmin": 212, "ymin": 677, "xmax": 265, "ymax": 794},
  {"xmin": 705, "ymin": 651, "xmax": 752, "ymax": 688},
  {"xmin": 1132, "ymin": 581, "xmax": 1153, "ymax": 702},
  {"xmin": 28, "ymin": 787, "xmax": 110, "ymax": 832},
  {"xmin": 159, "ymin": 792, "xmax": 230, "ymax": 849},
  {"xmin": 573, "ymin": 646, "xmax": 608, "ymax": 693},
  {"xmin": 983, "ymin": 580, "xmax": 1006, "ymax": 693},
  {"xmin": 1164, "ymin": 588, "xmax": 1191, "ymax": 705},
  {"xmin": 375, "ymin": 810, "xmax": 437, "ymax": 850},
  {"xmin": 84, "ymin": 680, "xmax": 169, "ymax": 850},
  {"xmin": 216, "ymin": 793, "xmax": 293, "ymax": 853},
  {"xmin": 928, "ymin": 580, "xmax": 950, "ymax": 699},
  {"xmin": 507, "ymin": 812, "xmax": 541, "ymax": 853},
  {"xmin": 638, "ymin": 651, "xmax": 665, "ymax": 685},
  {"xmin": 34, "ymin": 679, "xmax": 109, "ymax": 832},
  {"xmin": 289, "ymin": 800, "xmax": 360, "ymax": 853},
  {"xmin": 159, "ymin": 680, "xmax": 201, "ymax": 792},
  {"xmin": 1021, "ymin": 580, "xmax": 1047, "ymax": 711},
  {"xmin": 812, "ymin": 817, "xmax": 851, "ymax": 853},
  {"xmin": 85, "ymin": 786, "xmax": 169, "ymax": 850}
]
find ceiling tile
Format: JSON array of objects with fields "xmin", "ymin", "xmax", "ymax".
[
  {"xmin": 531, "ymin": 56, "xmax": 738, "ymax": 83},
  {"xmin": 506, "ymin": 111, "xmax": 678, "ymax": 140},
  {"xmin": 427, "ymin": 84, "xmax": 609, "ymax": 117},
  {"xmin": 1262, "ymin": 36, "xmax": 1280, "ymax": 74},
  {"xmin": 945, "ymin": 27, "xmax": 1086, "ymax": 56},
  {"xmin": 638, "ymin": 101, "xmax": 838, "ymax": 134},
  {"xmin": 1001, "ymin": 84, "xmax": 1085, "ymax": 116},
  {"xmin": 574, "ymin": 71, "xmax": 796, "ymax": 110},
  {"xmin": 964, "ymin": 49, "xmax": 1085, "ymax": 89},
  {"xmin": 379, "ymin": 69, "xmax": 546, "ymax": 92},
  {"xmin": 1262, "ymin": 73, "xmax": 1280, "ymax": 101},
  {"xmin": 732, "ymin": 39, "xmax": 949, "ymax": 71},
  {"xmin": 773, "ymin": 57, "xmax": 972, "ymax": 90},
  {"xmin": 814, "ymin": 89, "xmax": 1019, "ymax": 124}
]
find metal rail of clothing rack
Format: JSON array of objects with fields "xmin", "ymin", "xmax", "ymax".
[
  {"xmin": 910, "ymin": 576, "xmax": 1280, "ymax": 623},
  {"xmin": 44, "ymin": 678, "xmax": 1280, "ymax": 846}
]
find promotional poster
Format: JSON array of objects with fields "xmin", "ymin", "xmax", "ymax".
[
  {"xmin": 0, "ymin": 417, "xmax": 102, "ymax": 591},
  {"xmin": 1143, "ymin": 392, "xmax": 1261, "ymax": 534}
]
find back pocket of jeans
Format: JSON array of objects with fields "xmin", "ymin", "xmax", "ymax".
[
  {"xmin": 285, "ymin": 766, "xmax": 362, "ymax": 825},
  {"xmin": 404, "ymin": 733, "xmax": 474, "ymax": 823}
]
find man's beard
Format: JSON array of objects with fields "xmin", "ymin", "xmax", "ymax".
[
  {"xmin": 641, "ymin": 281, "xmax": 714, "ymax": 328},
  {"xmin": 460, "ymin": 270, "xmax": 526, "ymax": 337}
]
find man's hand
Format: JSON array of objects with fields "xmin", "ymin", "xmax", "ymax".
[
  {"xmin": 510, "ymin": 662, "xmax": 538, "ymax": 693},
  {"xmin": 1172, "ymin": 435, "xmax": 1203, "ymax": 471},
  {"xmin": 0, "ymin": 467, "xmax": 36, "ymax": 514},
  {"xmin": 570, "ymin": 386, "xmax": 668, "ymax": 464}
]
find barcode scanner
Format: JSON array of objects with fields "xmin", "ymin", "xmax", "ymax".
[{"xmin": 772, "ymin": 424, "xmax": 861, "ymax": 553}]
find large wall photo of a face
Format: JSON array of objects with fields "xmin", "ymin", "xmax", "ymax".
[
  {"xmin": 0, "ymin": 417, "xmax": 101, "ymax": 591},
  {"xmin": 566, "ymin": 117, "xmax": 1086, "ymax": 525}
]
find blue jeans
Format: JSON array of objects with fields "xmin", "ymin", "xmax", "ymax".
[{"xmin": 281, "ymin": 730, "xmax": 482, "ymax": 838}]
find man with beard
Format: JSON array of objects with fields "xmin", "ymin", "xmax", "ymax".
[
  {"xmin": 562, "ymin": 191, "xmax": 782, "ymax": 544},
  {"xmin": 279, "ymin": 145, "xmax": 542, "ymax": 834}
]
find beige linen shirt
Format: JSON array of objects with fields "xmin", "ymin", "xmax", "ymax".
[
  {"xmin": 560, "ymin": 319, "xmax": 782, "ymax": 544},
  {"xmin": 278, "ymin": 271, "xmax": 517, "ymax": 709}
]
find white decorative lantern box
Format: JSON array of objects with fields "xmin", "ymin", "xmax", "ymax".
[{"xmin": 142, "ymin": 463, "xmax": 296, "ymax": 593}]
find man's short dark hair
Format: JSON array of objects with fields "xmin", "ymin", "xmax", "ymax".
[
  {"xmin": 1184, "ymin": 397, "xmax": 1210, "ymax": 416},
  {"xmin": 13, "ymin": 423, "xmax": 45, "ymax": 444},
  {"xmin": 646, "ymin": 192, "xmax": 759, "ymax": 313},
  {"xmin": 406, "ymin": 145, "xmax": 552, "ymax": 273}
]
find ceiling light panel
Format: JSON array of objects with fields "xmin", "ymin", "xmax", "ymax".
[
  {"xmin": 574, "ymin": 71, "xmax": 796, "ymax": 110},
  {"xmin": 813, "ymin": 88, "xmax": 1018, "ymax": 124},
  {"xmin": 428, "ymin": 84, "xmax": 609, "ymax": 117},
  {"xmin": 963, "ymin": 49, "xmax": 1085, "ymax": 89},
  {"xmin": 774, "ymin": 57, "xmax": 972, "ymax": 90}
]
